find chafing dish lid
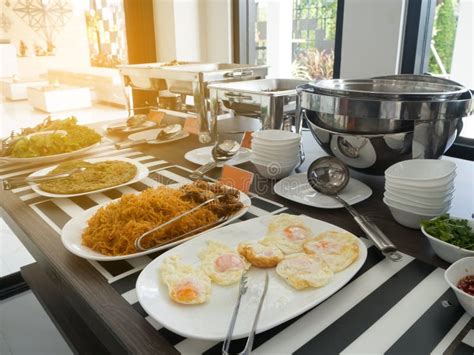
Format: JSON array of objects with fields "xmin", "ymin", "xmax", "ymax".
[{"xmin": 306, "ymin": 78, "xmax": 467, "ymax": 100}]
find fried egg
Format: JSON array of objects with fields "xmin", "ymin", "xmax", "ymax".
[
  {"xmin": 237, "ymin": 242, "xmax": 284, "ymax": 268},
  {"xmin": 160, "ymin": 255, "xmax": 211, "ymax": 305},
  {"xmin": 276, "ymin": 253, "xmax": 333, "ymax": 290},
  {"xmin": 199, "ymin": 240, "xmax": 250, "ymax": 285},
  {"xmin": 303, "ymin": 231, "xmax": 359, "ymax": 272},
  {"xmin": 261, "ymin": 214, "xmax": 312, "ymax": 254}
]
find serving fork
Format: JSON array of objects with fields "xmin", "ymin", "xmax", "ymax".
[{"xmin": 222, "ymin": 272, "xmax": 269, "ymax": 355}]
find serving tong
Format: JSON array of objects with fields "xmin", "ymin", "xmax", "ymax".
[
  {"xmin": 222, "ymin": 272, "xmax": 269, "ymax": 355},
  {"xmin": 2, "ymin": 167, "xmax": 86, "ymax": 190},
  {"xmin": 134, "ymin": 194, "xmax": 226, "ymax": 251},
  {"xmin": 114, "ymin": 124, "xmax": 183, "ymax": 150}
]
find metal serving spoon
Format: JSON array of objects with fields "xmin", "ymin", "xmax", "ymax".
[
  {"xmin": 114, "ymin": 124, "xmax": 183, "ymax": 150},
  {"xmin": 189, "ymin": 140, "xmax": 241, "ymax": 179},
  {"xmin": 2, "ymin": 167, "xmax": 86, "ymax": 190},
  {"xmin": 307, "ymin": 156, "xmax": 402, "ymax": 261}
]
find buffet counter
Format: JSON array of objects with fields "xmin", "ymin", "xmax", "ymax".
[{"xmin": 0, "ymin": 124, "xmax": 473, "ymax": 354}]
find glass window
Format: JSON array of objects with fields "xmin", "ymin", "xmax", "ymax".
[
  {"xmin": 253, "ymin": 0, "xmax": 339, "ymax": 80},
  {"xmin": 426, "ymin": 0, "xmax": 473, "ymax": 140}
]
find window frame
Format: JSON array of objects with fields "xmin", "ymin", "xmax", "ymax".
[
  {"xmin": 401, "ymin": 0, "xmax": 473, "ymax": 161},
  {"xmin": 232, "ymin": 0, "xmax": 344, "ymax": 79}
]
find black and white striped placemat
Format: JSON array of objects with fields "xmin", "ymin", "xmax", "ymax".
[{"xmin": 2, "ymin": 144, "xmax": 472, "ymax": 354}]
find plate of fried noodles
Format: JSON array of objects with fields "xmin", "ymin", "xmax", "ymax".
[
  {"xmin": 0, "ymin": 116, "xmax": 101, "ymax": 164},
  {"xmin": 61, "ymin": 181, "xmax": 251, "ymax": 261}
]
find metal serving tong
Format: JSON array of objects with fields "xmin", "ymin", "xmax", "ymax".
[
  {"xmin": 134, "ymin": 194, "xmax": 225, "ymax": 251},
  {"xmin": 2, "ymin": 167, "xmax": 86, "ymax": 190},
  {"xmin": 114, "ymin": 124, "xmax": 183, "ymax": 150},
  {"xmin": 222, "ymin": 272, "xmax": 269, "ymax": 355}
]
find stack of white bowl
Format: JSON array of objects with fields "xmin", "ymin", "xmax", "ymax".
[
  {"xmin": 383, "ymin": 159, "xmax": 456, "ymax": 229},
  {"xmin": 250, "ymin": 130, "xmax": 302, "ymax": 179}
]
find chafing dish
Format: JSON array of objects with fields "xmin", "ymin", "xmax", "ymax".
[
  {"xmin": 208, "ymin": 79, "xmax": 308, "ymax": 130},
  {"xmin": 296, "ymin": 75, "xmax": 473, "ymax": 174},
  {"xmin": 208, "ymin": 79, "xmax": 309, "ymax": 167},
  {"xmin": 118, "ymin": 62, "xmax": 268, "ymax": 143}
]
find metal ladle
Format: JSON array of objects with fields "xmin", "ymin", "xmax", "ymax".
[
  {"xmin": 189, "ymin": 140, "xmax": 241, "ymax": 179},
  {"xmin": 307, "ymin": 156, "xmax": 402, "ymax": 261}
]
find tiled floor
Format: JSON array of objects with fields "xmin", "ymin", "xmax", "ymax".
[
  {"xmin": 1, "ymin": 98, "xmax": 127, "ymax": 354},
  {"xmin": 0, "ymin": 291, "xmax": 72, "ymax": 355},
  {"xmin": 0, "ymin": 218, "xmax": 34, "ymax": 277}
]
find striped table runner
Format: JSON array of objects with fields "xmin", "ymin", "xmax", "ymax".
[{"xmin": 1, "ymin": 143, "xmax": 472, "ymax": 354}]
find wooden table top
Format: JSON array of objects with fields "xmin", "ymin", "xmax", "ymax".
[{"xmin": 1, "ymin": 124, "xmax": 472, "ymax": 354}]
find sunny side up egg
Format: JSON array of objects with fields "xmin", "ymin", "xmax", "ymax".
[
  {"xmin": 237, "ymin": 242, "xmax": 284, "ymax": 268},
  {"xmin": 260, "ymin": 213, "xmax": 313, "ymax": 254},
  {"xmin": 199, "ymin": 240, "xmax": 250, "ymax": 285},
  {"xmin": 276, "ymin": 253, "xmax": 333, "ymax": 290},
  {"xmin": 303, "ymin": 231, "xmax": 360, "ymax": 272},
  {"xmin": 160, "ymin": 255, "xmax": 212, "ymax": 305}
]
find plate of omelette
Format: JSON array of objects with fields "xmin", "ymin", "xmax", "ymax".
[{"xmin": 28, "ymin": 157, "xmax": 149, "ymax": 198}]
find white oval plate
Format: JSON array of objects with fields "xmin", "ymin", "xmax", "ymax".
[
  {"xmin": 184, "ymin": 146, "xmax": 251, "ymax": 167},
  {"xmin": 128, "ymin": 128, "xmax": 189, "ymax": 144},
  {"xmin": 0, "ymin": 142, "xmax": 101, "ymax": 164},
  {"xmin": 29, "ymin": 157, "xmax": 149, "ymax": 198},
  {"xmin": 136, "ymin": 214, "xmax": 367, "ymax": 340},
  {"xmin": 61, "ymin": 189, "xmax": 251, "ymax": 261},
  {"xmin": 274, "ymin": 173, "xmax": 372, "ymax": 208}
]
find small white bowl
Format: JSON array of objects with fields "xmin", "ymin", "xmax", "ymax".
[
  {"xmin": 251, "ymin": 143, "xmax": 300, "ymax": 154},
  {"xmin": 251, "ymin": 159, "xmax": 297, "ymax": 180},
  {"xmin": 252, "ymin": 130, "xmax": 301, "ymax": 142},
  {"xmin": 445, "ymin": 257, "xmax": 474, "ymax": 317},
  {"xmin": 385, "ymin": 183, "xmax": 455, "ymax": 199},
  {"xmin": 251, "ymin": 151, "xmax": 299, "ymax": 164},
  {"xmin": 383, "ymin": 198, "xmax": 441, "ymax": 229},
  {"xmin": 385, "ymin": 185, "xmax": 454, "ymax": 202},
  {"xmin": 386, "ymin": 173, "xmax": 456, "ymax": 188},
  {"xmin": 422, "ymin": 217, "xmax": 474, "ymax": 263},
  {"xmin": 251, "ymin": 140, "xmax": 301, "ymax": 151},
  {"xmin": 384, "ymin": 190, "xmax": 453, "ymax": 209},
  {"xmin": 383, "ymin": 196, "xmax": 450, "ymax": 216},
  {"xmin": 250, "ymin": 156, "xmax": 299, "ymax": 168},
  {"xmin": 385, "ymin": 180, "xmax": 455, "ymax": 194},
  {"xmin": 385, "ymin": 159, "xmax": 456, "ymax": 181}
]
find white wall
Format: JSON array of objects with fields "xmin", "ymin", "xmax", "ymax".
[
  {"xmin": 340, "ymin": 0, "xmax": 407, "ymax": 79},
  {"xmin": 153, "ymin": 0, "xmax": 177, "ymax": 62},
  {"xmin": 200, "ymin": 0, "xmax": 233, "ymax": 63},
  {"xmin": 1, "ymin": 2, "xmax": 91, "ymax": 78},
  {"xmin": 153, "ymin": 0, "xmax": 232, "ymax": 63}
]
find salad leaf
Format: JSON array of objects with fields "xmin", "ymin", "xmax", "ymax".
[
  {"xmin": 421, "ymin": 214, "xmax": 474, "ymax": 250},
  {"xmin": 11, "ymin": 116, "xmax": 101, "ymax": 158}
]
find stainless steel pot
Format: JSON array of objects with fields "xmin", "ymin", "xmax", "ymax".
[{"xmin": 306, "ymin": 119, "xmax": 462, "ymax": 175}]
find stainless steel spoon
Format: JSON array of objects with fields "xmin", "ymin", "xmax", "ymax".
[
  {"xmin": 307, "ymin": 156, "xmax": 402, "ymax": 261},
  {"xmin": 189, "ymin": 140, "xmax": 241, "ymax": 179},
  {"xmin": 114, "ymin": 124, "xmax": 183, "ymax": 150},
  {"xmin": 2, "ymin": 167, "xmax": 87, "ymax": 190}
]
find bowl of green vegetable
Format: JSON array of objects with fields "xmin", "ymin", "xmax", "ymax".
[{"xmin": 421, "ymin": 214, "xmax": 474, "ymax": 263}]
